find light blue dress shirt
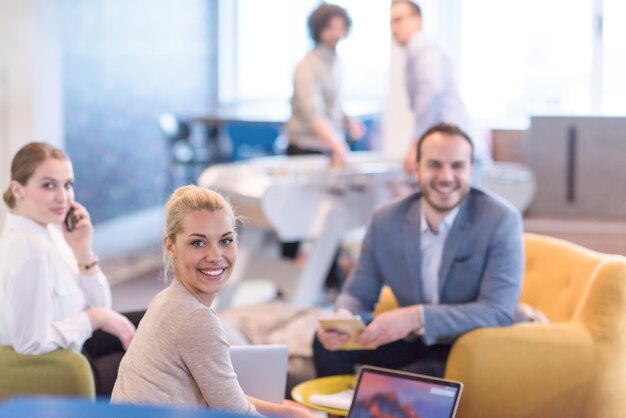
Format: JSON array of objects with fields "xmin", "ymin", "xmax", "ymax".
[
  {"xmin": 419, "ymin": 200, "xmax": 460, "ymax": 305},
  {"xmin": 405, "ymin": 32, "xmax": 491, "ymax": 168}
]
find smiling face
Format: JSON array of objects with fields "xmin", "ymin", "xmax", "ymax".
[
  {"xmin": 165, "ymin": 209, "xmax": 237, "ymax": 306},
  {"xmin": 416, "ymin": 132, "xmax": 474, "ymax": 224},
  {"xmin": 11, "ymin": 157, "xmax": 75, "ymax": 227}
]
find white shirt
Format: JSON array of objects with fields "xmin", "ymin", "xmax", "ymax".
[
  {"xmin": 419, "ymin": 201, "xmax": 460, "ymax": 305},
  {"xmin": 411, "ymin": 201, "xmax": 460, "ymax": 337},
  {"xmin": 0, "ymin": 213, "xmax": 111, "ymax": 354}
]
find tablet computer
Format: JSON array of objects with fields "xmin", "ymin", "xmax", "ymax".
[{"xmin": 319, "ymin": 316, "xmax": 375, "ymax": 350}]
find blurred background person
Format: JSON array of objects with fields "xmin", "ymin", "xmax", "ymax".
[
  {"xmin": 390, "ymin": 0, "xmax": 491, "ymax": 176},
  {"xmin": 112, "ymin": 186, "xmax": 313, "ymax": 417},
  {"xmin": 284, "ymin": 3, "xmax": 365, "ymax": 168},
  {"xmin": 283, "ymin": 3, "xmax": 366, "ymax": 263}
]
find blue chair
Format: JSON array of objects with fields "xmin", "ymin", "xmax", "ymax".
[{"xmin": 0, "ymin": 397, "xmax": 246, "ymax": 418}]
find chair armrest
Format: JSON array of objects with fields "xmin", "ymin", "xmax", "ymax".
[
  {"xmin": 445, "ymin": 323, "xmax": 594, "ymax": 418},
  {"xmin": 577, "ymin": 258, "xmax": 626, "ymax": 418},
  {"xmin": 0, "ymin": 346, "xmax": 95, "ymax": 400}
]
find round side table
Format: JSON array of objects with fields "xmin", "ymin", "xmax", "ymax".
[{"xmin": 291, "ymin": 374, "xmax": 356, "ymax": 417}]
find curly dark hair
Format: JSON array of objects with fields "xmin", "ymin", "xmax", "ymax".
[{"xmin": 308, "ymin": 3, "xmax": 352, "ymax": 44}]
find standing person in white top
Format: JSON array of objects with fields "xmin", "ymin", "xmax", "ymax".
[
  {"xmin": 283, "ymin": 3, "xmax": 366, "ymax": 266},
  {"xmin": 285, "ymin": 3, "xmax": 365, "ymax": 168},
  {"xmin": 390, "ymin": 0, "xmax": 491, "ymax": 176},
  {"xmin": 0, "ymin": 142, "xmax": 137, "ymax": 396},
  {"xmin": 112, "ymin": 185, "xmax": 314, "ymax": 418}
]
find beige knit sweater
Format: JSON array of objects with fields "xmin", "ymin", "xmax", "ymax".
[{"xmin": 111, "ymin": 279, "xmax": 259, "ymax": 416}]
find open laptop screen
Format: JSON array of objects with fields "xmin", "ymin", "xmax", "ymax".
[{"xmin": 347, "ymin": 366, "xmax": 462, "ymax": 418}]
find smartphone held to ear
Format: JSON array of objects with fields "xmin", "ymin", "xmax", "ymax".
[{"xmin": 65, "ymin": 208, "xmax": 77, "ymax": 232}]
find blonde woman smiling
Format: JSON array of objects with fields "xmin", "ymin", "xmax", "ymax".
[{"xmin": 112, "ymin": 186, "xmax": 313, "ymax": 417}]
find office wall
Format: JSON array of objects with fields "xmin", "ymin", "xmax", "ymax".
[
  {"xmin": 0, "ymin": 0, "xmax": 64, "ymax": 231},
  {"xmin": 0, "ymin": 67, "xmax": 6, "ymax": 231},
  {"xmin": 61, "ymin": 0, "xmax": 218, "ymax": 223},
  {"xmin": 381, "ymin": 44, "xmax": 413, "ymax": 161}
]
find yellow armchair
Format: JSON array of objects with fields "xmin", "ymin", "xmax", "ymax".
[
  {"xmin": 0, "ymin": 346, "xmax": 95, "ymax": 401},
  {"xmin": 376, "ymin": 233, "xmax": 626, "ymax": 418}
]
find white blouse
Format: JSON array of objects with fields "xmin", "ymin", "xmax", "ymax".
[{"xmin": 0, "ymin": 213, "xmax": 111, "ymax": 354}]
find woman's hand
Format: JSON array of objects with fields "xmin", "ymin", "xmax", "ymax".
[
  {"xmin": 280, "ymin": 400, "xmax": 316, "ymax": 418},
  {"xmin": 86, "ymin": 307, "xmax": 136, "ymax": 350},
  {"xmin": 248, "ymin": 397, "xmax": 316, "ymax": 418},
  {"xmin": 62, "ymin": 202, "xmax": 96, "ymax": 264}
]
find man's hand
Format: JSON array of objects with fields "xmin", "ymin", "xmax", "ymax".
[
  {"xmin": 356, "ymin": 306, "xmax": 422, "ymax": 348},
  {"xmin": 316, "ymin": 309, "xmax": 354, "ymax": 351}
]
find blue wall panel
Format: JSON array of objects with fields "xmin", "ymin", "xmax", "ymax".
[{"xmin": 61, "ymin": 0, "xmax": 218, "ymax": 223}]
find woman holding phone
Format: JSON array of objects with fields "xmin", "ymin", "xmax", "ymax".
[
  {"xmin": 112, "ymin": 185, "xmax": 313, "ymax": 417},
  {"xmin": 0, "ymin": 142, "xmax": 137, "ymax": 396}
]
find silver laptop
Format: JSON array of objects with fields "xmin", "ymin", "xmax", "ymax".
[
  {"xmin": 229, "ymin": 344, "xmax": 289, "ymax": 403},
  {"xmin": 347, "ymin": 366, "xmax": 463, "ymax": 418}
]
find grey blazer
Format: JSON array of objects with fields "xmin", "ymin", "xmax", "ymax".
[{"xmin": 336, "ymin": 188, "xmax": 524, "ymax": 346}]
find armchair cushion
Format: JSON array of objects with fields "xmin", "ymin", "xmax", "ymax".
[
  {"xmin": 0, "ymin": 346, "xmax": 95, "ymax": 400},
  {"xmin": 446, "ymin": 323, "xmax": 594, "ymax": 418},
  {"xmin": 446, "ymin": 234, "xmax": 626, "ymax": 418},
  {"xmin": 373, "ymin": 233, "xmax": 626, "ymax": 418}
]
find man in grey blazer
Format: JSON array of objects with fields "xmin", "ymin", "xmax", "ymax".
[{"xmin": 314, "ymin": 123, "xmax": 524, "ymax": 377}]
